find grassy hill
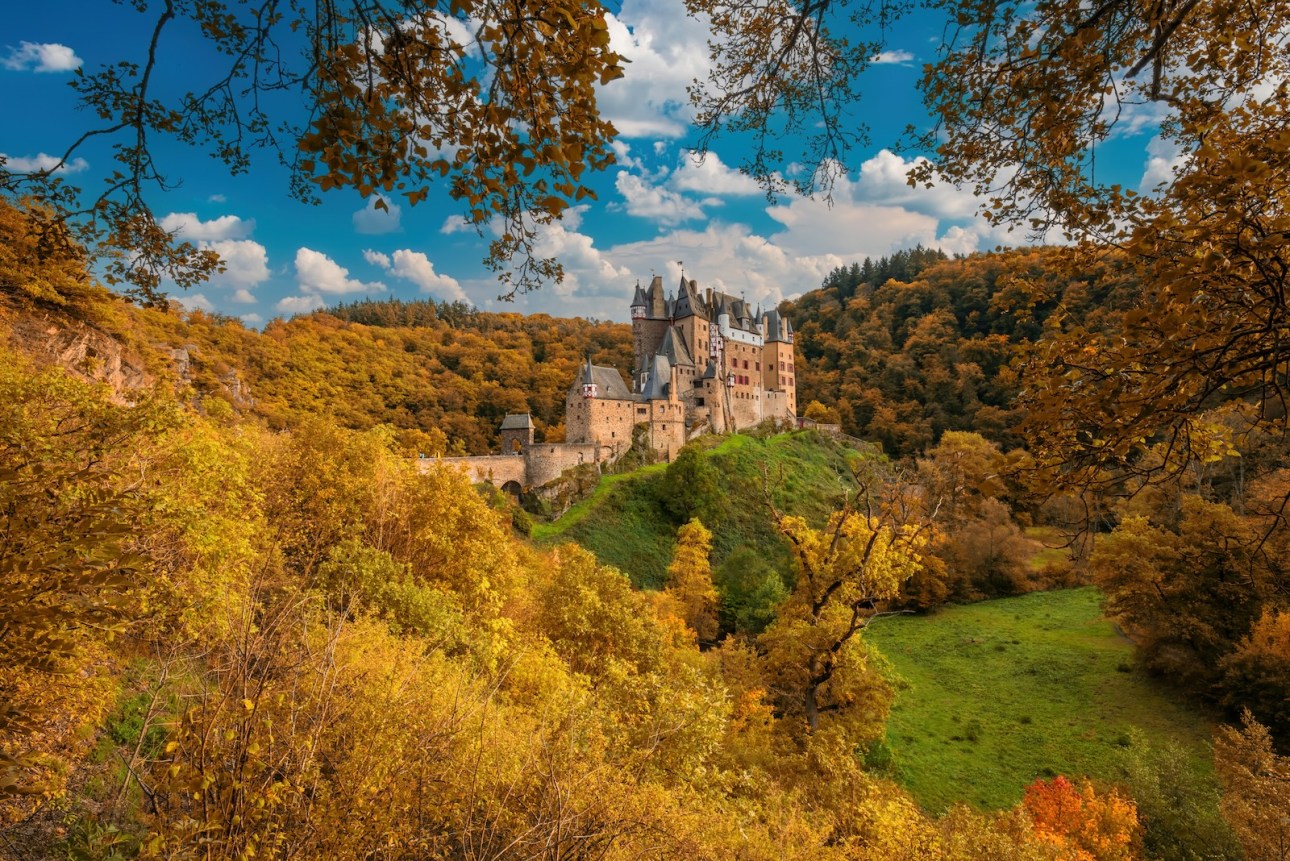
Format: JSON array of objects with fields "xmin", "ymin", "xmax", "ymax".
[
  {"xmin": 866, "ymin": 588, "xmax": 1220, "ymax": 814},
  {"xmin": 534, "ymin": 430, "xmax": 862, "ymax": 590}
]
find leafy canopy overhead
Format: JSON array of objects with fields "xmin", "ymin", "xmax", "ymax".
[
  {"xmin": 1, "ymin": 0, "xmax": 624, "ymax": 303},
  {"xmin": 691, "ymin": 0, "xmax": 1290, "ymax": 486}
]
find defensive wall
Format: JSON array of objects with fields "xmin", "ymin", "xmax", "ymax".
[{"xmin": 430, "ymin": 441, "xmax": 612, "ymax": 492}]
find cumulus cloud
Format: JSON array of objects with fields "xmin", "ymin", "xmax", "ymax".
[
  {"xmin": 1, "ymin": 152, "xmax": 88, "ymax": 174},
  {"xmin": 369, "ymin": 248, "xmax": 467, "ymax": 302},
  {"xmin": 160, "ymin": 212, "xmax": 255, "ymax": 241},
  {"xmin": 157, "ymin": 214, "xmax": 268, "ymax": 296},
  {"xmin": 671, "ymin": 151, "xmax": 763, "ymax": 196},
  {"xmin": 440, "ymin": 215, "xmax": 472, "ymax": 235},
  {"xmin": 352, "ymin": 196, "xmax": 402, "ymax": 234},
  {"xmin": 240, "ymin": 312, "xmax": 264, "ymax": 326},
  {"xmin": 611, "ymin": 140, "xmax": 644, "ymax": 170},
  {"xmin": 295, "ymin": 247, "xmax": 386, "ymax": 295},
  {"xmin": 3, "ymin": 41, "xmax": 81, "ymax": 72},
  {"xmin": 232, "ymin": 288, "xmax": 256, "ymax": 304},
  {"xmin": 363, "ymin": 249, "xmax": 392, "ymax": 268},
  {"xmin": 275, "ymin": 294, "xmax": 325, "ymax": 315},
  {"xmin": 615, "ymin": 171, "xmax": 705, "ymax": 224},
  {"xmin": 598, "ymin": 0, "xmax": 714, "ymax": 138},
  {"xmin": 871, "ymin": 49, "xmax": 915, "ymax": 65},
  {"xmin": 1140, "ymin": 134, "xmax": 1186, "ymax": 193},
  {"xmin": 204, "ymin": 239, "xmax": 270, "ymax": 288},
  {"xmin": 177, "ymin": 293, "xmax": 215, "ymax": 313}
]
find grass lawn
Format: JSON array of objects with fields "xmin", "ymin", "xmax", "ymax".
[
  {"xmin": 866, "ymin": 587, "xmax": 1219, "ymax": 813},
  {"xmin": 531, "ymin": 430, "xmax": 859, "ymax": 588}
]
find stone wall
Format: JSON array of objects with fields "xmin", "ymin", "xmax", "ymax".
[
  {"xmin": 430, "ymin": 442, "xmax": 612, "ymax": 490},
  {"xmin": 523, "ymin": 442, "xmax": 607, "ymax": 486},
  {"xmin": 429, "ymin": 455, "xmax": 527, "ymax": 487},
  {"xmin": 566, "ymin": 391, "xmax": 636, "ymax": 449}
]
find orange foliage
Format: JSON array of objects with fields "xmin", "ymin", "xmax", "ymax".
[{"xmin": 1022, "ymin": 776, "xmax": 1142, "ymax": 861}]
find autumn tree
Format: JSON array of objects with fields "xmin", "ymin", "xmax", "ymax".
[
  {"xmin": 760, "ymin": 474, "xmax": 926, "ymax": 738},
  {"xmin": 688, "ymin": 0, "xmax": 1290, "ymax": 502},
  {"xmin": 1215, "ymin": 713, "xmax": 1290, "ymax": 861},
  {"xmin": 665, "ymin": 518, "xmax": 720, "ymax": 645},
  {"xmin": 1022, "ymin": 775, "xmax": 1142, "ymax": 861}
]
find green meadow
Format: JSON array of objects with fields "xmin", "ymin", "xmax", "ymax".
[{"xmin": 866, "ymin": 587, "xmax": 1219, "ymax": 813}]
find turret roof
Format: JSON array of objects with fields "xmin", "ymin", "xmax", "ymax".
[
  {"xmin": 642, "ymin": 353, "xmax": 673, "ymax": 401},
  {"xmin": 657, "ymin": 326, "xmax": 694, "ymax": 367},
  {"xmin": 499, "ymin": 413, "xmax": 533, "ymax": 430},
  {"xmin": 573, "ymin": 358, "xmax": 633, "ymax": 400}
]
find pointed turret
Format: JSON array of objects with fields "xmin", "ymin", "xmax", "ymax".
[
  {"xmin": 579, "ymin": 355, "xmax": 598, "ymax": 398},
  {"xmin": 630, "ymin": 281, "xmax": 647, "ymax": 320}
]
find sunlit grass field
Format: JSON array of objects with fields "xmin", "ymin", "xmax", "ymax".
[{"xmin": 866, "ymin": 587, "xmax": 1219, "ymax": 813}]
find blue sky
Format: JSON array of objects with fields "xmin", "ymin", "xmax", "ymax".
[{"xmin": 1, "ymin": 0, "xmax": 1166, "ymax": 325}]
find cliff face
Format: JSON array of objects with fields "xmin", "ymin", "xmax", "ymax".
[
  {"xmin": 5, "ymin": 309, "xmax": 154, "ymax": 398},
  {"xmin": 1, "ymin": 303, "xmax": 253, "ymax": 410}
]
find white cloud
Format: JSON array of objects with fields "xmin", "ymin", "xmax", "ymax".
[
  {"xmin": 387, "ymin": 249, "xmax": 467, "ymax": 302},
  {"xmin": 871, "ymin": 49, "xmax": 915, "ymax": 65},
  {"xmin": 177, "ymin": 292, "xmax": 215, "ymax": 313},
  {"xmin": 232, "ymin": 288, "xmax": 256, "ymax": 304},
  {"xmin": 615, "ymin": 171, "xmax": 705, "ymax": 223},
  {"xmin": 1, "ymin": 152, "xmax": 88, "ymax": 174},
  {"xmin": 671, "ymin": 151, "xmax": 763, "ymax": 196},
  {"xmin": 205, "ymin": 239, "xmax": 269, "ymax": 288},
  {"xmin": 611, "ymin": 140, "xmax": 643, "ymax": 170},
  {"xmin": 160, "ymin": 212, "xmax": 255, "ymax": 241},
  {"xmin": 363, "ymin": 249, "xmax": 392, "ymax": 268},
  {"xmin": 1140, "ymin": 134, "xmax": 1185, "ymax": 193},
  {"xmin": 275, "ymin": 294, "xmax": 325, "ymax": 315},
  {"xmin": 2, "ymin": 41, "xmax": 81, "ymax": 72},
  {"xmin": 851, "ymin": 150, "xmax": 980, "ymax": 219},
  {"xmin": 598, "ymin": 0, "xmax": 714, "ymax": 138},
  {"xmin": 352, "ymin": 196, "xmax": 402, "ymax": 234},
  {"xmin": 295, "ymin": 247, "xmax": 386, "ymax": 295},
  {"xmin": 440, "ymin": 215, "xmax": 472, "ymax": 235},
  {"xmin": 207, "ymin": 193, "xmax": 227, "ymax": 203},
  {"xmin": 240, "ymin": 312, "xmax": 264, "ymax": 326}
]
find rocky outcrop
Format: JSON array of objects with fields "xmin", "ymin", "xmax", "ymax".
[
  {"xmin": 5, "ymin": 312, "xmax": 153, "ymax": 399},
  {"xmin": 2, "ymin": 308, "xmax": 254, "ymax": 410}
]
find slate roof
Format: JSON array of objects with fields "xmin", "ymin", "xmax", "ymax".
[
  {"xmin": 657, "ymin": 326, "xmax": 694, "ymax": 367},
  {"xmin": 574, "ymin": 358, "xmax": 633, "ymax": 400},
  {"xmin": 642, "ymin": 353, "xmax": 673, "ymax": 401},
  {"xmin": 499, "ymin": 413, "xmax": 533, "ymax": 430},
  {"xmin": 764, "ymin": 308, "xmax": 788, "ymax": 342},
  {"xmin": 673, "ymin": 277, "xmax": 705, "ymax": 319}
]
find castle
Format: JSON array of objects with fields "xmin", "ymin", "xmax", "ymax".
[{"xmin": 433, "ymin": 272, "xmax": 798, "ymax": 494}]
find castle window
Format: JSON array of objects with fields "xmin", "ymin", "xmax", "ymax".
[
  {"xmin": 780, "ymin": 361, "xmax": 785, "ymax": 371},
  {"xmin": 756, "ymin": 362, "xmax": 761, "ymax": 371}
]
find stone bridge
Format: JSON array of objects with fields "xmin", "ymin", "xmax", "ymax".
[{"xmin": 425, "ymin": 442, "xmax": 614, "ymax": 496}]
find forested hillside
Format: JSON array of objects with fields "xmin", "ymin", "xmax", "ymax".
[
  {"xmin": 1, "ymin": 206, "xmax": 631, "ymax": 456},
  {"xmin": 784, "ymin": 247, "xmax": 1137, "ymax": 456}
]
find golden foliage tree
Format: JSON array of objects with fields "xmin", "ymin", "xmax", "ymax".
[
  {"xmin": 664, "ymin": 518, "xmax": 720, "ymax": 645},
  {"xmin": 1215, "ymin": 713, "xmax": 1290, "ymax": 861},
  {"xmin": 761, "ymin": 482, "xmax": 925, "ymax": 737}
]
